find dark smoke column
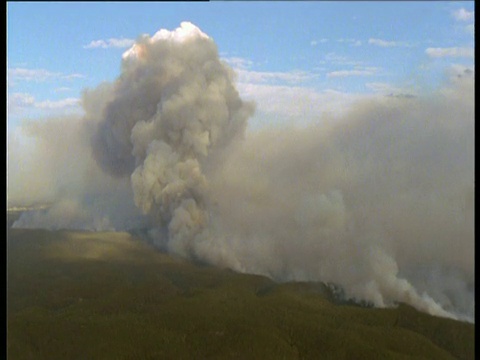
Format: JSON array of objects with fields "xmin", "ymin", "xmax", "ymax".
[{"xmin": 92, "ymin": 22, "xmax": 255, "ymax": 256}]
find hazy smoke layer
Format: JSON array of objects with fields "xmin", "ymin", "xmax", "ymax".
[
  {"xmin": 10, "ymin": 23, "xmax": 474, "ymax": 322},
  {"xmin": 205, "ymin": 83, "xmax": 474, "ymax": 321}
]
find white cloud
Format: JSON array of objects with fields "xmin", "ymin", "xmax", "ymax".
[
  {"xmin": 365, "ymin": 82, "xmax": 399, "ymax": 93},
  {"xmin": 108, "ymin": 38, "xmax": 136, "ymax": 48},
  {"xmin": 322, "ymin": 55, "xmax": 381, "ymax": 79},
  {"xmin": 62, "ymin": 73, "xmax": 85, "ymax": 80},
  {"xmin": 84, "ymin": 38, "xmax": 135, "ymax": 49},
  {"xmin": 311, "ymin": 38, "xmax": 328, "ymax": 46},
  {"xmin": 326, "ymin": 69, "xmax": 376, "ymax": 78},
  {"xmin": 8, "ymin": 92, "xmax": 81, "ymax": 114},
  {"xmin": 36, "ymin": 98, "xmax": 80, "ymax": 109},
  {"xmin": 8, "ymin": 68, "xmax": 60, "ymax": 82},
  {"xmin": 323, "ymin": 52, "xmax": 363, "ymax": 66},
  {"xmin": 84, "ymin": 40, "xmax": 107, "ymax": 48},
  {"xmin": 8, "ymin": 68, "xmax": 85, "ymax": 82},
  {"xmin": 452, "ymin": 8, "xmax": 474, "ymax": 22},
  {"xmin": 365, "ymin": 82, "xmax": 417, "ymax": 98},
  {"xmin": 325, "ymin": 52, "xmax": 347, "ymax": 62},
  {"xmin": 223, "ymin": 56, "xmax": 377, "ymax": 126},
  {"xmin": 368, "ymin": 38, "xmax": 398, "ymax": 47},
  {"xmin": 222, "ymin": 57, "xmax": 253, "ymax": 69},
  {"xmin": 337, "ymin": 38, "xmax": 362, "ymax": 47},
  {"xmin": 368, "ymin": 38, "xmax": 413, "ymax": 48},
  {"xmin": 224, "ymin": 57, "xmax": 319, "ymax": 85},
  {"xmin": 235, "ymin": 68, "xmax": 319, "ymax": 85},
  {"xmin": 8, "ymin": 93, "xmax": 35, "ymax": 112},
  {"xmin": 54, "ymin": 87, "xmax": 72, "ymax": 93},
  {"xmin": 237, "ymin": 82, "xmax": 371, "ymax": 127},
  {"xmin": 425, "ymin": 47, "xmax": 474, "ymax": 58}
]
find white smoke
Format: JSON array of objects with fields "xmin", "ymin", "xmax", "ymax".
[{"xmin": 9, "ymin": 22, "xmax": 474, "ymax": 322}]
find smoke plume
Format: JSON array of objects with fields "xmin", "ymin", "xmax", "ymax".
[{"xmin": 9, "ymin": 22, "xmax": 474, "ymax": 322}]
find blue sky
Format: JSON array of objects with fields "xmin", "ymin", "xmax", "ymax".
[{"xmin": 7, "ymin": 1, "xmax": 475, "ymax": 129}]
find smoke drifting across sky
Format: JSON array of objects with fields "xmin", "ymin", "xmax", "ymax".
[{"xmin": 9, "ymin": 22, "xmax": 474, "ymax": 322}]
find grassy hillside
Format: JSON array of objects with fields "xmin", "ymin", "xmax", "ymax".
[{"xmin": 7, "ymin": 228, "xmax": 474, "ymax": 359}]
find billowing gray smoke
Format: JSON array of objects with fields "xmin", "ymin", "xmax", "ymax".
[
  {"xmin": 90, "ymin": 22, "xmax": 255, "ymax": 257},
  {"xmin": 10, "ymin": 22, "xmax": 474, "ymax": 322}
]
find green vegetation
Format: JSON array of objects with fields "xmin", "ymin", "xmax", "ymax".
[{"xmin": 7, "ymin": 228, "xmax": 474, "ymax": 359}]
